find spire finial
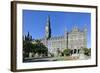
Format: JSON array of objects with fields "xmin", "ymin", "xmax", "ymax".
[
  {"xmin": 47, "ymin": 15, "xmax": 50, "ymax": 23},
  {"xmin": 27, "ymin": 32, "xmax": 29, "ymax": 37}
]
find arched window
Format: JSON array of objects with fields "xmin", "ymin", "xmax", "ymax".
[
  {"xmin": 78, "ymin": 49, "xmax": 80, "ymax": 54},
  {"xmin": 74, "ymin": 49, "xmax": 77, "ymax": 54}
]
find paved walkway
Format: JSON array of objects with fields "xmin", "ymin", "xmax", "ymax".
[
  {"xmin": 23, "ymin": 55, "xmax": 91, "ymax": 62},
  {"xmin": 24, "ymin": 56, "xmax": 74, "ymax": 62}
]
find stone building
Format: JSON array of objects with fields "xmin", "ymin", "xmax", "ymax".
[{"xmin": 40, "ymin": 16, "xmax": 87, "ymax": 56}]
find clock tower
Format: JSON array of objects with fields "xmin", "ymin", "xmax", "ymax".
[{"xmin": 45, "ymin": 16, "xmax": 51, "ymax": 40}]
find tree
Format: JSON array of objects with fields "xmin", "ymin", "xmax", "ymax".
[
  {"xmin": 23, "ymin": 32, "xmax": 48, "ymax": 58},
  {"xmin": 31, "ymin": 40, "xmax": 48, "ymax": 57},
  {"xmin": 63, "ymin": 49, "xmax": 71, "ymax": 56},
  {"xmin": 83, "ymin": 48, "xmax": 91, "ymax": 56},
  {"xmin": 23, "ymin": 32, "xmax": 33, "ymax": 58},
  {"xmin": 88, "ymin": 48, "xmax": 91, "ymax": 56},
  {"xmin": 23, "ymin": 40, "xmax": 33, "ymax": 58}
]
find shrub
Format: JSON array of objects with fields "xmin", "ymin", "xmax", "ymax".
[
  {"xmin": 83, "ymin": 48, "xmax": 91, "ymax": 56},
  {"xmin": 63, "ymin": 49, "xmax": 71, "ymax": 56}
]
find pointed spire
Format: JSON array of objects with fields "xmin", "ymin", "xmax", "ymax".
[
  {"xmin": 46, "ymin": 15, "xmax": 50, "ymax": 26},
  {"xmin": 84, "ymin": 24, "xmax": 87, "ymax": 32},
  {"xmin": 64, "ymin": 27, "xmax": 68, "ymax": 37},
  {"xmin": 27, "ymin": 32, "xmax": 29, "ymax": 37},
  {"xmin": 73, "ymin": 24, "xmax": 78, "ymax": 32},
  {"xmin": 45, "ymin": 15, "xmax": 51, "ymax": 39},
  {"xmin": 47, "ymin": 15, "xmax": 50, "ymax": 21}
]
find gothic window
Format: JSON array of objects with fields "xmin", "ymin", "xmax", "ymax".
[
  {"xmin": 78, "ymin": 49, "xmax": 80, "ymax": 54},
  {"xmin": 74, "ymin": 49, "xmax": 77, "ymax": 54}
]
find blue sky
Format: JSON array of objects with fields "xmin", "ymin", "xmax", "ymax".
[{"xmin": 23, "ymin": 10, "xmax": 91, "ymax": 48}]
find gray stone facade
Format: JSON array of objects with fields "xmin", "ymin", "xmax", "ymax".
[{"xmin": 37, "ymin": 17, "xmax": 87, "ymax": 56}]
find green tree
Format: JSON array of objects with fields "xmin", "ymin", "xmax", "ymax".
[
  {"xmin": 23, "ymin": 40, "xmax": 33, "ymax": 57},
  {"xmin": 23, "ymin": 32, "xmax": 48, "ymax": 58},
  {"xmin": 31, "ymin": 40, "xmax": 48, "ymax": 57},
  {"xmin": 83, "ymin": 48, "xmax": 91, "ymax": 56},
  {"xmin": 23, "ymin": 32, "xmax": 33, "ymax": 58},
  {"xmin": 88, "ymin": 48, "xmax": 91, "ymax": 56},
  {"xmin": 63, "ymin": 49, "xmax": 71, "ymax": 56}
]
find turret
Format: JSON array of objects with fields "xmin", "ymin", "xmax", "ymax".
[
  {"xmin": 83, "ymin": 24, "xmax": 87, "ymax": 48},
  {"xmin": 84, "ymin": 24, "xmax": 87, "ymax": 32},
  {"xmin": 73, "ymin": 24, "xmax": 79, "ymax": 32},
  {"xmin": 64, "ymin": 27, "xmax": 68, "ymax": 49}
]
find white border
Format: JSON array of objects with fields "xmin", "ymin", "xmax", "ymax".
[{"xmin": 17, "ymin": 3, "xmax": 96, "ymax": 69}]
